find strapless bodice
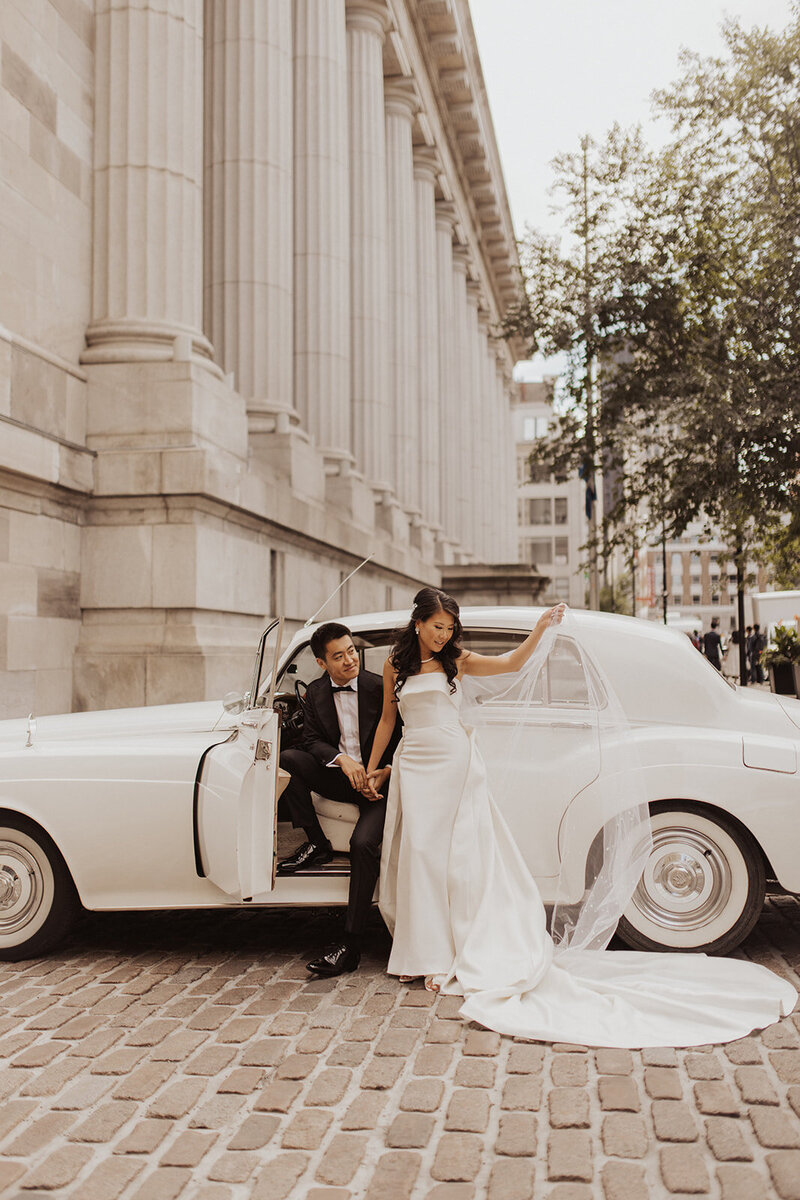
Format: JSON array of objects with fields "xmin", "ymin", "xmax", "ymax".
[{"xmin": 397, "ymin": 672, "xmax": 462, "ymax": 731}]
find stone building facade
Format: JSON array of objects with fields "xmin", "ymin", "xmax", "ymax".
[{"xmin": 0, "ymin": 0, "xmax": 522, "ymax": 718}]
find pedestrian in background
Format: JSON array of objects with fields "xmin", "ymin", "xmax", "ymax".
[
  {"xmin": 745, "ymin": 625, "xmax": 753, "ymax": 675},
  {"xmin": 703, "ymin": 618, "xmax": 723, "ymax": 670},
  {"xmin": 748, "ymin": 624, "xmax": 766, "ymax": 684}
]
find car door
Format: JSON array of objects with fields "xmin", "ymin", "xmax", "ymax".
[
  {"xmin": 194, "ymin": 621, "xmax": 284, "ymax": 902},
  {"xmin": 472, "ymin": 634, "xmax": 601, "ymax": 882}
]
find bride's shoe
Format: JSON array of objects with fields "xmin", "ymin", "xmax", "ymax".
[
  {"xmin": 398, "ymin": 974, "xmax": 419, "ymax": 984},
  {"xmin": 424, "ymin": 975, "xmax": 441, "ymax": 993}
]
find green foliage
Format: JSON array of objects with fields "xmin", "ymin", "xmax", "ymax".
[
  {"xmin": 762, "ymin": 623, "xmax": 800, "ymax": 667},
  {"xmin": 598, "ymin": 575, "xmax": 634, "ymax": 615}
]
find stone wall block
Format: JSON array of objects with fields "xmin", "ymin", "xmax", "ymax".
[{"xmin": 80, "ymin": 525, "xmax": 153, "ymax": 609}]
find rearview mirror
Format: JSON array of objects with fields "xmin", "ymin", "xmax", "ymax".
[{"xmin": 223, "ymin": 691, "xmax": 248, "ymax": 715}]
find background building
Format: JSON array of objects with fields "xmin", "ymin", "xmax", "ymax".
[
  {"xmin": 513, "ymin": 381, "xmax": 587, "ymax": 607},
  {"xmin": 0, "ymin": 0, "xmax": 525, "ymax": 719}
]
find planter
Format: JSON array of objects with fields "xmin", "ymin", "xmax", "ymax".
[
  {"xmin": 794, "ymin": 663, "xmax": 800, "ymax": 700},
  {"xmin": 769, "ymin": 662, "xmax": 796, "ymax": 695}
]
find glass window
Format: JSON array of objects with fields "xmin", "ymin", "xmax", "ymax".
[
  {"xmin": 528, "ymin": 498, "xmax": 552, "ymax": 524},
  {"xmin": 554, "ymin": 497, "xmax": 568, "ymax": 525},
  {"xmin": 522, "ymin": 416, "xmax": 536, "ymax": 441},
  {"xmin": 525, "ymin": 538, "xmax": 553, "ymax": 565},
  {"xmin": 672, "ymin": 594, "xmax": 682, "ymax": 606},
  {"xmin": 554, "ymin": 578, "xmax": 571, "ymax": 600},
  {"xmin": 554, "ymin": 537, "xmax": 569, "ymax": 565},
  {"xmin": 529, "ymin": 462, "xmax": 551, "ymax": 484},
  {"xmin": 535, "ymin": 416, "xmax": 549, "ymax": 437},
  {"xmin": 692, "ymin": 594, "xmax": 701, "ymax": 605},
  {"xmin": 711, "ymin": 594, "xmax": 720, "ymax": 605}
]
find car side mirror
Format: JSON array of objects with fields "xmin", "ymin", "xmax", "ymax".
[
  {"xmin": 285, "ymin": 663, "xmax": 297, "ymax": 674},
  {"xmin": 223, "ymin": 691, "xmax": 248, "ymax": 715}
]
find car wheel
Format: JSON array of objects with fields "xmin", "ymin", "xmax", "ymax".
[
  {"xmin": 0, "ymin": 815, "xmax": 80, "ymax": 961},
  {"xmin": 616, "ymin": 802, "xmax": 765, "ymax": 955}
]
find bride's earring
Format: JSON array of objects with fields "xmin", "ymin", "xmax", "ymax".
[{"xmin": 415, "ymin": 627, "xmax": 419, "ymax": 636}]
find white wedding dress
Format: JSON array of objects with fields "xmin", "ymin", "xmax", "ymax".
[{"xmin": 378, "ymin": 672, "xmax": 796, "ymax": 1048}]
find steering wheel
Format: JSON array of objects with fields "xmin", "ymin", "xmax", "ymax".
[{"xmin": 294, "ymin": 678, "xmax": 308, "ymax": 707}]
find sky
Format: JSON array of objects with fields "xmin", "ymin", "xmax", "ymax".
[{"xmin": 469, "ymin": 0, "xmax": 796, "ymax": 375}]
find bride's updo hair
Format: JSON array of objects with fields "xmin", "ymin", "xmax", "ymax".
[{"xmin": 390, "ymin": 586, "xmax": 463, "ymax": 697}]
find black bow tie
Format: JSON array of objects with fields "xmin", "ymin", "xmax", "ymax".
[{"xmin": 331, "ymin": 684, "xmax": 354, "ymax": 693}]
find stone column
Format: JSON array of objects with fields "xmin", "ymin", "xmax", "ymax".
[
  {"xmin": 496, "ymin": 351, "xmax": 513, "ymax": 560},
  {"xmin": 414, "ymin": 149, "xmax": 441, "ymax": 536},
  {"xmin": 435, "ymin": 204, "xmax": 458, "ymax": 560},
  {"xmin": 346, "ymin": 0, "xmax": 394, "ymax": 507},
  {"xmin": 465, "ymin": 283, "xmax": 482, "ymax": 559},
  {"xmin": 85, "ymin": 0, "xmax": 216, "ymax": 370},
  {"xmin": 384, "ymin": 80, "xmax": 419, "ymax": 519},
  {"xmin": 204, "ymin": 0, "xmax": 293, "ymax": 416},
  {"xmin": 293, "ymin": 0, "xmax": 352, "ymax": 467},
  {"xmin": 451, "ymin": 247, "xmax": 471, "ymax": 556}
]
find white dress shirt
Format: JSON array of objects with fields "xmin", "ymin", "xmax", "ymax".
[{"xmin": 328, "ymin": 676, "xmax": 362, "ymax": 766}]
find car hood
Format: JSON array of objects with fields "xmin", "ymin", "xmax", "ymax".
[
  {"xmin": 778, "ymin": 694, "xmax": 800, "ymax": 733},
  {"xmin": 0, "ymin": 700, "xmax": 228, "ymax": 751}
]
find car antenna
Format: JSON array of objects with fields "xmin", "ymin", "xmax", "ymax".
[{"xmin": 303, "ymin": 552, "xmax": 375, "ymax": 628}]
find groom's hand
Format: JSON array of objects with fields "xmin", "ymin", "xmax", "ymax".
[
  {"xmin": 363, "ymin": 766, "xmax": 390, "ymax": 800},
  {"xmin": 338, "ymin": 755, "xmax": 367, "ymax": 792}
]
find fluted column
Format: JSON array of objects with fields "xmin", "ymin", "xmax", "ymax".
[
  {"xmin": 477, "ymin": 317, "xmax": 494, "ymax": 560},
  {"xmin": 346, "ymin": 0, "xmax": 391, "ymax": 494},
  {"xmin": 495, "ymin": 350, "xmax": 511, "ymax": 560},
  {"xmin": 451, "ymin": 247, "xmax": 471, "ymax": 553},
  {"xmin": 435, "ymin": 205, "xmax": 458, "ymax": 551},
  {"xmin": 415, "ymin": 149, "xmax": 441, "ymax": 531},
  {"xmin": 385, "ymin": 81, "xmax": 419, "ymax": 515},
  {"xmin": 465, "ymin": 283, "xmax": 482, "ymax": 557},
  {"xmin": 293, "ymin": 0, "xmax": 351, "ymax": 463},
  {"xmin": 204, "ymin": 0, "xmax": 293, "ymax": 419},
  {"xmin": 85, "ymin": 0, "xmax": 216, "ymax": 370}
]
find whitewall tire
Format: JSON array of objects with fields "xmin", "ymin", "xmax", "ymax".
[{"xmin": 0, "ymin": 815, "xmax": 79, "ymax": 961}]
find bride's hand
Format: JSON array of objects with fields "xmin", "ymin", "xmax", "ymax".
[{"xmin": 537, "ymin": 603, "xmax": 566, "ymax": 632}]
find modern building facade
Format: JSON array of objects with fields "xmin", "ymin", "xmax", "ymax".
[
  {"xmin": 513, "ymin": 381, "xmax": 587, "ymax": 608},
  {"xmin": 0, "ymin": 0, "xmax": 523, "ymax": 718}
]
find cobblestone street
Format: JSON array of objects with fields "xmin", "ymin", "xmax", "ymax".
[{"xmin": 1, "ymin": 895, "xmax": 800, "ymax": 1200}]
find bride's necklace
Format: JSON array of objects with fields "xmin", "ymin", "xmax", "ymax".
[{"xmin": 420, "ymin": 655, "xmax": 435, "ymax": 664}]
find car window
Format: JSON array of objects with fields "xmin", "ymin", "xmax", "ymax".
[
  {"xmin": 547, "ymin": 637, "xmax": 589, "ymax": 706},
  {"xmin": 275, "ymin": 643, "xmax": 325, "ymax": 693}
]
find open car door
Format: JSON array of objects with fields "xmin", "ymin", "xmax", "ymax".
[{"xmin": 195, "ymin": 620, "xmax": 285, "ymax": 901}]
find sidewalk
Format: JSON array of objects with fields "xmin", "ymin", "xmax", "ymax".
[{"xmin": 0, "ymin": 896, "xmax": 799, "ymax": 1198}]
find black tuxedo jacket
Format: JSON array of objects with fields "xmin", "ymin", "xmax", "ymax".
[{"xmin": 301, "ymin": 670, "xmax": 400, "ymax": 770}]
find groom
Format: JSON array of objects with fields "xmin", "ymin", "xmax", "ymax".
[{"xmin": 278, "ymin": 622, "xmax": 400, "ymax": 976}]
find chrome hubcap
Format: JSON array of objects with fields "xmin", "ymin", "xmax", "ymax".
[
  {"xmin": 0, "ymin": 841, "xmax": 42, "ymax": 934},
  {"xmin": 631, "ymin": 826, "xmax": 732, "ymax": 931}
]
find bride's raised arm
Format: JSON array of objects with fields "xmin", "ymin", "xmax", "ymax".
[{"xmin": 458, "ymin": 603, "xmax": 565, "ymax": 678}]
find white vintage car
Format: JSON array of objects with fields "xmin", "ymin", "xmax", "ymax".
[{"xmin": 0, "ymin": 607, "xmax": 798, "ymax": 962}]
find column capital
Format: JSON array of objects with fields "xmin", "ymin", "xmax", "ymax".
[
  {"xmin": 435, "ymin": 199, "xmax": 457, "ymax": 233},
  {"xmin": 413, "ymin": 144, "xmax": 440, "ymax": 185},
  {"xmin": 345, "ymin": 0, "xmax": 391, "ymax": 37},
  {"xmin": 465, "ymin": 278, "xmax": 482, "ymax": 307},
  {"xmin": 452, "ymin": 242, "xmax": 471, "ymax": 273},
  {"xmin": 384, "ymin": 77, "xmax": 418, "ymax": 121}
]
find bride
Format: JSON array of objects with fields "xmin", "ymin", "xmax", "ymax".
[{"xmin": 365, "ymin": 586, "xmax": 796, "ymax": 1049}]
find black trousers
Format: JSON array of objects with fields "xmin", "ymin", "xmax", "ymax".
[{"xmin": 279, "ymin": 748, "xmax": 387, "ymax": 938}]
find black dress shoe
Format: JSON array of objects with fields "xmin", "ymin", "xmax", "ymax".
[
  {"xmin": 277, "ymin": 841, "xmax": 333, "ymax": 874},
  {"xmin": 306, "ymin": 943, "xmax": 361, "ymax": 976}
]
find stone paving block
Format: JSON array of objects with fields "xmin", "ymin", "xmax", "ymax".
[
  {"xmin": 425, "ymin": 1019, "xmax": 461, "ymax": 1044},
  {"xmin": 0, "ymin": 1098, "xmax": 38, "ymax": 1139},
  {"xmin": 304, "ymin": 1067, "xmax": 351, "ymax": 1106},
  {"xmin": 150, "ymin": 1031, "xmax": 208, "ymax": 1061},
  {"xmin": 595, "ymin": 1049, "xmax": 634, "ymax": 1075},
  {"xmin": 642, "ymin": 1047, "xmax": 678, "ymax": 1066},
  {"xmin": 734, "ymin": 1065, "xmax": 780, "ymax": 1104},
  {"xmin": 69, "ymin": 1099, "xmax": 137, "ymax": 1143},
  {"xmin": 549, "ymin": 1087, "xmax": 590, "ymax": 1128},
  {"xmin": 659, "ymin": 1144, "xmax": 711, "ymax": 1193},
  {"xmin": 251, "ymin": 1150, "xmax": 309, "ymax": 1200},
  {"xmin": 275, "ymin": 1052, "xmax": 316, "ymax": 1078},
  {"xmin": 112, "ymin": 1061, "xmax": 174, "ymax": 1100},
  {"xmin": 6, "ymin": 1110, "xmax": 76, "ymax": 1155},
  {"xmin": 767, "ymin": 1150, "xmax": 800, "ymax": 1200},
  {"xmin": 789, "ymin": 1086, "xmax": 800, "ymax": 1119},
  {"xmin": 686, "ymin": 1052, "xmax": 725, "ymax": 1079},
  {"xmin": 205, "ymin": 1150, "xmax": 259, "ymax": 1182},
  {"xmin": 125, "ymin": 1018, "xmax": 180, "ymax": 1046},
  {"xmin": 375, "ymin": 1029, "xmax": 419, "ymax": 1057},
  {"xmin": 694, "ymin": 1081, "xmax": 741, "ymax": 1116},
  {"xmin": 364, "ymin": 1150, "xmax": 421, "ymax": 1199},
  {"xmin": 342, "ymin": 1091, "xmax": 388, "ymax": 1128},
  {"xmin": 386, "ymin": 1112, "xmax": 436, "ymax": 1147},
  {"xmin": 298, "ymin": 1027, "xmax": 336, "ymax": 1053},
  {"xmin": 751, "ymin": 1107, "xmax": 800, "ymax": 1148},
  {"xmin": 315, "ymin": 1132, "xmax": 368, "ymax": 1185},
  {"xmin": 716, "ymin": 1163, "xmax": 770, "ymax": 1200},
  {"xmin": 361, "ymin": 1056, "xmax": 405, "ymax": 1089},
  {"xmin": 92, "ymin": 1047, "xmax": 148, "ymax": 1075},
  {"xmin": 22, "ymin": 1143, "xmax": 94, "ymax": 1189},
  {"xmin": 771, "ymin": 1051, "xmax": 800, "ymax": 1084},
  {"xmin": 436, "ymin": 996, "xmax": 465, "ymax": 1020},
  {"xmin": 253, "ymin": 1080, "xmax": 302, "ymax": 1113},
  {"xmin": 392, "ymin": 1008, "xmax": 430, "ymax": 1029},
  {"xmin": 644, "ymin": 1067, "xmax": 683, "ymax": 1099},
  {"xmin": 725, "ymin": 1038, "xmax": 763, "ymax": 1064},
  {"xmin": 217, "ymin": 1067, "xmax": 264, "ymax": 1094},
  {"xmin": 432, "ymin": 1132, "xmax": 483, "ymax": 1181},
  {"xmin": 463, "ymin": 1029, "xmax": 501, "ymax": 1056},
  {"xmin": 507, "ymin": 1043, "xmax": 545, "ymax": 1073},
  {"xmin": 328, "ymin": 1042, "xmax": 370, "ymax": 1066},
  {"xmin": 53, "ymin": 1075, "xmax": 115, "ymax": 1110},
  {"xmin": 69, "ymin": 1155, "xmax": 144, "ymax": 1200},
  {"xmin": 547, "ymin": 1129, "xmax": 592, "ymax": 1182},
  {"xmin": 19, "ymin": 1054, "xmax": 87, "ymax": 1095},
  {"xmin": 114, "ymin": 1118, "xmax": 172, "ymax": 1154},
  {"xmin": 282, "ymin": 1108, "xmax": 334, "ymax": 1149},
  {"xmin": 454, "ymin": 1058, "xmax": 495, "ymax": 1088},
  {"xmin": 160, "ymin": 1130, "xmax": 219, "ymax": 1168},
  {"xmin": 227, "ymin": 1113, "xmax": 279, "ymax": 1151},
  {"xmin": 763, "ymin": 1021, "xmax": 799, "ymax": 1048},
  {"xmin": 501, "ymin": 1075, "xmax": 541, "ymax": 1111},
  {"xmin": 442, "ymin": 1088, "xmax": 488, "ymax": 1133},
  {"xmin": 487, "ymin": 1158, "xmax": 534, "ymax": 1200},
  {"xmin": 425, "ymin": 1186, "xmax": 475, "ymax": 1200},
  {"xmin": 400, "ymin": 988, "xmax": 437, "ymax": 1008},
  {"xmin": 400, "ymin": 1078, "xmax": 445, "ymax": 1112},
  {"xmin": 415, "ymin": 1045, "xmax": 454, "ymax": 1075},
  {"xmin": 601, "ymin": 1113, "xmax": 648, "ymax": 1158},
  {"xmin": 551, "ymin": 1054, "xmax": 588, "ymax": 1087},
  {"xmin": 147, "ymin": 1078, "xmax": 207, "ymax": 1118},
  {"xmin": 188, "ymin": 1095, "xmax": 248, "ymax": 1129},
  {"xmin": 497, "ymin": 1112, "xmax": 537, "ymax": 1156},
  {"xmin": 548, "ymin": 1186, "xmax": 594, "ymax": 1200},
  {"xmin": 598, "ymin": 1075, "xmax": 640, "ymax": 1111},
  {"xmin": 651, "ymin": 1099, "xmax": 700, "ymax": 1142},
  {"xmin": 601, "ymin": 1161, "xmax": 649, "ymax": 1200},
  {"xmin": 705, "ymin": 1115, "xmax": 754, "ymax": 1161},
  {"xmin": 12, "ymin": 1039, "xmax": 64, "ymax": 1067}
]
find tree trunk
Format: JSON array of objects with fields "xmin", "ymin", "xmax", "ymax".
[{"xmin": 736, "ymin": 545, "xmax": 748, "ymax": 686}]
